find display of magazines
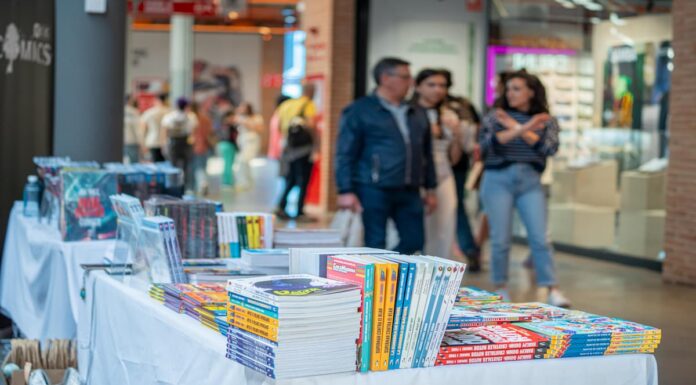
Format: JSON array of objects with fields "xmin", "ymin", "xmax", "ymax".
[
  {"xmin": 216, "ymin": 212, "xmax": 274, "ymax": 258},
  {"xmin": 225, "ymin": 274, "xmax": 362, "ymax": 379},
  {"xmin": 140, "ymin": 216, "xmax": 187, "ymax": 284},
  {"xmin": 145, "ymin": 195, "xmax": 222, "ymax": 259}
]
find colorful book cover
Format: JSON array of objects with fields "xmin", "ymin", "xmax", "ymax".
[
  {"xmin": 413, "ymin": 262, "xmax": 445, "ymax": 367},
  {"xmin": 439, "ymin": 324, "xmax": 549, "ymax": 354},
  {"xmin": 326, "ymin": 255, "xmax": 374, "ymax": 372},
  {"xmin": 379, "ymin": 261, "xmax": 399, "ymax": 371},
  {"xmin": 226, "ymin": 274, "xmax": 360, "ymax": 307},
  {"xmin": 516, "ymin": 317, "xmax": 662, "ymax": 341},
  {"xmin": 387, "ymin": 260, "xmax": 408, "ymax": 369},
  {"xmin": 236, "ymin": 216, "xmax": 247, "ymax": 252},
  {"xmin": 60, "ymin": 170, "xmax": 118, "ymax": 241},
  {"xmin": 370, "ymin": 263, "xmax": 388, "ymax": 371},
  {"xmin": 246, "ymin": 216, "xmax": 255, "ymax": 249}
]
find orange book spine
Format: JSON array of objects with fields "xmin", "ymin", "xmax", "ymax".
[{"xmin": 370, "ymin": 263, "xmax": 388, "ymax": 371}]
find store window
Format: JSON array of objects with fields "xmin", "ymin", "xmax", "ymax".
[{"xmin": 489, "ymin": 0, "xmax": 673, "ymax": 262}]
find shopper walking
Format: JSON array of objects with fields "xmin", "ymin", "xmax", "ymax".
[
  {"xmin": 123, "ymin": 94, "xmax": 141, "ymax": 164},
  {"xmin": 217, "ymin": 111, "xmax": 239, "ymax": 187},
  {"xmin": 234, "ymin": 102, "xmax": 264, "ymax": 190},
  {"xmin": 274, "ymin": 84, "xmax": 318, "ymax": 220},
  {"xmin": 336, "ymin": 57, "xmax": 437, "ymax": 254},
  {"xmin": 412, "ymin": 69, "xmax": 462, "ymax": 260},
  {"xmin": 162, "ymin": 97, "xmax": 198, "ymax": 192},
  {"xmin": 140, "ymin": 93, "xmax": 170, "ymax": 162},
  {"xmin": 190, "ymin": 102, "xmax": 216, "ymax": 195},
  {"xmin": 479, "ymin": 70, "xmax": 570, "ymax": 307}
]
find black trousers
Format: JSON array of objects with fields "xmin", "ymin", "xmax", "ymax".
[{"xmin": 278, "ymin": 155, "xmax": 313, "ymax": 216}]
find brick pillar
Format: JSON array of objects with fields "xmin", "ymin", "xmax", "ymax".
[
  {"xmin": 663, "ymin": 0, "xmax": 696, "ymax": 285},
  {"xmin": 303, "ymin": 0, "xmax": 356, "ymax": 213}
]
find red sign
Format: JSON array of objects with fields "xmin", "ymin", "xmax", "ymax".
[
  {"xmin": 466, "ymin": 0, "xmax": 483, "ymax": 12},
  {"xmin": 128, "ymin": 0, "xmax": 218, "ymax": 16},
  {"xmin": 261, "ymin": 74, "xmax": 283, "ymax": 89}
]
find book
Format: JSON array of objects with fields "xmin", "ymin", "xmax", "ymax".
[
  {"xmin": 379, "ymin": 260, "xmax": 399, "ymax": 371},
  {"xmin": 370, "ymin": 261, "xmax": 388, "ymax": 371},
  {"xmin": 216, "ymin": 212, "xmax": 274, "ymax": 258},
  {"xmin": 326, "ymin": 255, "xmax": 375, "ymax": 372},
  {"xmin": 273, "ymin": 228, "xmax": 343, "ymax": 250},
  {"xmin": 225, "ymin": 274, "xmax": 362, "ymax": 379},
  {"xmin": 140, "ymin": 216, "xmax": 187, "ymax": 283},
  {"xmin": 456, "ymin": 287, "xmax": 503, "ymax": 306},
  {"xmin": 60, "ymin": 170, "xmax": 118, "ymax": 241},
  {"xmin": 288, "ymin": 247, "xmax": 393, "ymax": 278}
]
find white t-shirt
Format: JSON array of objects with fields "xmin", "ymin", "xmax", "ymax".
[
  {"xmin": 162, "ymin": 110, "xmax": 198, "ymax": 139},
  {"xmin": 124, "ymin": 105, "xmax": 140, "ymax": 145},
  {"xmin": 140, "ymin": 105, "xmax": 170, "ymax": 149}
]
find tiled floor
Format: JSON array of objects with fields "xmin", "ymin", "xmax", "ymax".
[{"xmin": 215, "ymin": 163, "xmax": 696, "ymax": 384}]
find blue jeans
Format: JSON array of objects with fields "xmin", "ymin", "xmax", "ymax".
[
  {"xmin": 480, "ymin": 164, "xmax": 556, "ymax": 286},
  {"xmin": 453, "ymin": 168, "xmax": 478, "ymax": 255},
  {"xmin": 355, "ymin": 184, "xmax": 424, "ymax": 254}
]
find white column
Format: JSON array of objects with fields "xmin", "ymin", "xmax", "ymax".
[{"xmin": 170, "ymin": 13, "xmax": 194, "ymax": 102}]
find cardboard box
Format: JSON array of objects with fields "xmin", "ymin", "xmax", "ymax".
[
  {"xmin": 10, "ymin": 370, "xmax": 65, "ymax": 385},
  {"xmin": 551, "ymin": 160, "xmax": 619, "ymax": 208},
  {"xmin": 616, "ymin": 210, "xmax": 665, "ymax": 259},
  {"xmin": 620, "ymin": 171, "xmax": 666, "ymax": 211},
  {"xmin": 549, "ymin": 203, "xmax": 616, "ymax": 248}
]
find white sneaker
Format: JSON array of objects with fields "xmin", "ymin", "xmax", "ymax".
[
  {"xmin": 494, "ymin": 288, "xmax": 511, "ymax": 302},
  {"xmin": 547, "ymin": 288, "xmax": 571, "ymax": 308}
]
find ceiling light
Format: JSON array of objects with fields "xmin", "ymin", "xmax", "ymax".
[
  {"xmin": 259, "ymin": 26, "xmax": 271, "ymax": 35},
  {"xmin": 227, "ymin": 11, "xmax": 239, "ymax": 20}
]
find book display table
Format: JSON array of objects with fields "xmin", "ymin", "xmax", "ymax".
[
  {"xmin": 0, "ymin": 202, "xmax": 113, "ymax": 339},
  {"xmin": 77, "ymin": 272, "xmax": 658, "ymax": 385}
]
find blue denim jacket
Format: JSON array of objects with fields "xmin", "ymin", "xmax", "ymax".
[{"xmin": 335, "ymin": 94, "xmax": 437, "ymax": 194}]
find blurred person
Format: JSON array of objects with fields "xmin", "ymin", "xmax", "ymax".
[
  {"xmin": 478, "ymin": 71, "xmax": 570, "ymax": 307},
  {"xmin": 123, "ymin": 94, "xmax": 141, "ymax": 164},
  {"xmin": 190, "ymin": 102, "xmax": 216, "ymax": 195},
  {"xmin": 336, "ymin": 57, "xmax": 437, "ymax": 254},
  {"xmin": 274, "ymin": 84, "xmax": 319, "ymax": 220},
  {"xmin": 439, "ymin": 69, "xmax": 482, "ymax": 271},
  {"xmin": 162, "ymin": 97, "xmax": 198, "ymax": 191},
  {"xmin": 140, "ymin": 93, "xmax": 170, "ymax": 162},
  {"xmin": 217, "ymin": 110, "xmax": 239, "ymax": 186},
  {"xmin": 412, "ymin": 68, "xmax": 463, "ymax": 261},
  {"xmin": 267, "ymin": 94, "xmax": 292, "ymax": 159},
  {"xmin": 234, "ymin": 102, "xmax": 264, "ymax": 190}
]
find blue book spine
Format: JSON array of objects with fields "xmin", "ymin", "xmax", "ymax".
[
  {"xmin": 421, "ymin": 270, "xmax": 452, "ymax": 366},
  {"xmin": 226, "ymin": 351, "xmax": 276, "ymax": 378},
  {"xmin": 228, "ymin": 292, "xmax": 279, "ymax": 316},
  {"xmin": 360, "ymin": 263, "xmax": 375, "ymax": 373},
  {"xmin": 387, "ymin": 262, "xmax": 408, "ymax": 369},
  {"xmin": 413, "ymin": 266, "xmax": 444, "ymax": 368},
  {"xmin": 393, "ymin": 263, "xmax": 416, "ymax": 369}
]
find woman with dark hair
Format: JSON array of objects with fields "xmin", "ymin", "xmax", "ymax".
[
  {"xmin": 412, "ymin": 69, "xmax": 465, "ymax": 261},
  {"xmin": 479, "ymin": 71, "xmax": 570, "ymax": 307}
]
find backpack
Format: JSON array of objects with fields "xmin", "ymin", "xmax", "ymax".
[{"xmin": 286, "ymin": 101, "xmax": 313, "ymax": 149}]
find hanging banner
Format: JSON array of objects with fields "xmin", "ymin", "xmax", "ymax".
[{"xmin": 0, "ymin": 0, "xmax": 54, "ymax": 253}]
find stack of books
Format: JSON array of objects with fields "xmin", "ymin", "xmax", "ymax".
[
  {"xmin": 240, "ymin": 249, "xmax": 289, "ymax": 275},
  {"xmin": 104, "ymin": 162, "xmax": 184, "ymax": 201},
  {"xmin": 289, "ymin": 247, "xmax": 393, "ymax": 277},
  {"xmin": 516, "ymin": 317, "xmax": 662, "ymax": 359},
  {"xmin": 446, "ymin": 302, "xmax": 587, "ymax": 330},
  {"xmin": 148, "ymin": 283, "xmax": 225, "ymax": 314},
  {"xmin": 326, "ymin": 254, "xmax": 466, "ymax": 371},
  {"xmin": 225, "ymin": 274, "xmax": 362, "ymax": 379},
  {"xmin": 274, "ymin": 228, "xmax": 342, "ymax": 249},
  {"xmin": 145, "ymin": 196, "xmax": 222, "ymax": 259},
  {"xmin": 149, "ymin": 284, "xmax": 165, "ymax": 303},
  {"xmin": 216, "ymin": 212, "xmax": 274, "ymax": 258},
  {"xmin": 183, "ymin": 259, "xmax": 264, "ymax": 283},
  {"xmin": 140, "ymin": 216, "xmax": 187, "ymax": 283},
  {"xmin": 436, "ymin": 324, "xmax": 549, "ymax": 366},
  {"xmin": 182, "ymin": 290, "xmax": 228, "ymax": 333},
  {"xmin": 455, "ymin": 287, "xmax": 503, "ymax": 306},
  {"xmin": 60, "ymin": 169, "xmax": 118, "ymax": 241}
]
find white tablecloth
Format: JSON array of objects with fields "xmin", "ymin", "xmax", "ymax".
[
  {"xmin": 0, "ymin": 202, "xmax": 113, "ymax": 339},
  {"xmin": 78, "ymin": 272, "xmax": 659, "ymax": 385}
]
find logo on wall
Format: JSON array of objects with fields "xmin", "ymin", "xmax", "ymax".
[{"xmin": 0, "ymin": 22, "xmax": 52, "ymax": 74}]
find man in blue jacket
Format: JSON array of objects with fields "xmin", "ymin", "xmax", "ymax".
[{"xmin": 336, "ymin": 57, "xmax": 437, "ymax": 254}]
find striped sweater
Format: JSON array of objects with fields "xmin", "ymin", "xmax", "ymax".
[{"xmin": 479, "ymin": 109, "xmax": 560, "ymax": 173}]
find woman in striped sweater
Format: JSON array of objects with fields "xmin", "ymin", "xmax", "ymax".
[{"xmin": 479, "ymin": 71, "xmax": 570, "ymax": 307}]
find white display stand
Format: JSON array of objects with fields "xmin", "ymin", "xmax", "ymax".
[
  {"xmin": 0, "ymin": 202, "xmax": 113, "ymax": 339},
  {"xmin": 78, "ymin": 272, "xmax": 659, "ymax": 385}
]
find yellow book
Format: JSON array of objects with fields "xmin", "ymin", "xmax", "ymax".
[
  {"xmin": 246, "ymin": 217, "xmax": 255, "ymax": 249},
  {"xmin": 230, "ymin": 304, "xmax": 280, "ymax": 327},
  {"xmin": 370, "ymin": 261, "xmax": 388, "ymax": 371},
  {"xmin": 230, "ymin": 317, "xmax": 279, "ymax": 342},
  {"xmin": 379, "ymin": 261, "xmax": 399, "ymax": 371},
  {"xmin": 254, "ymin": 216, "xmax": 262, "ymax": 249}
]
